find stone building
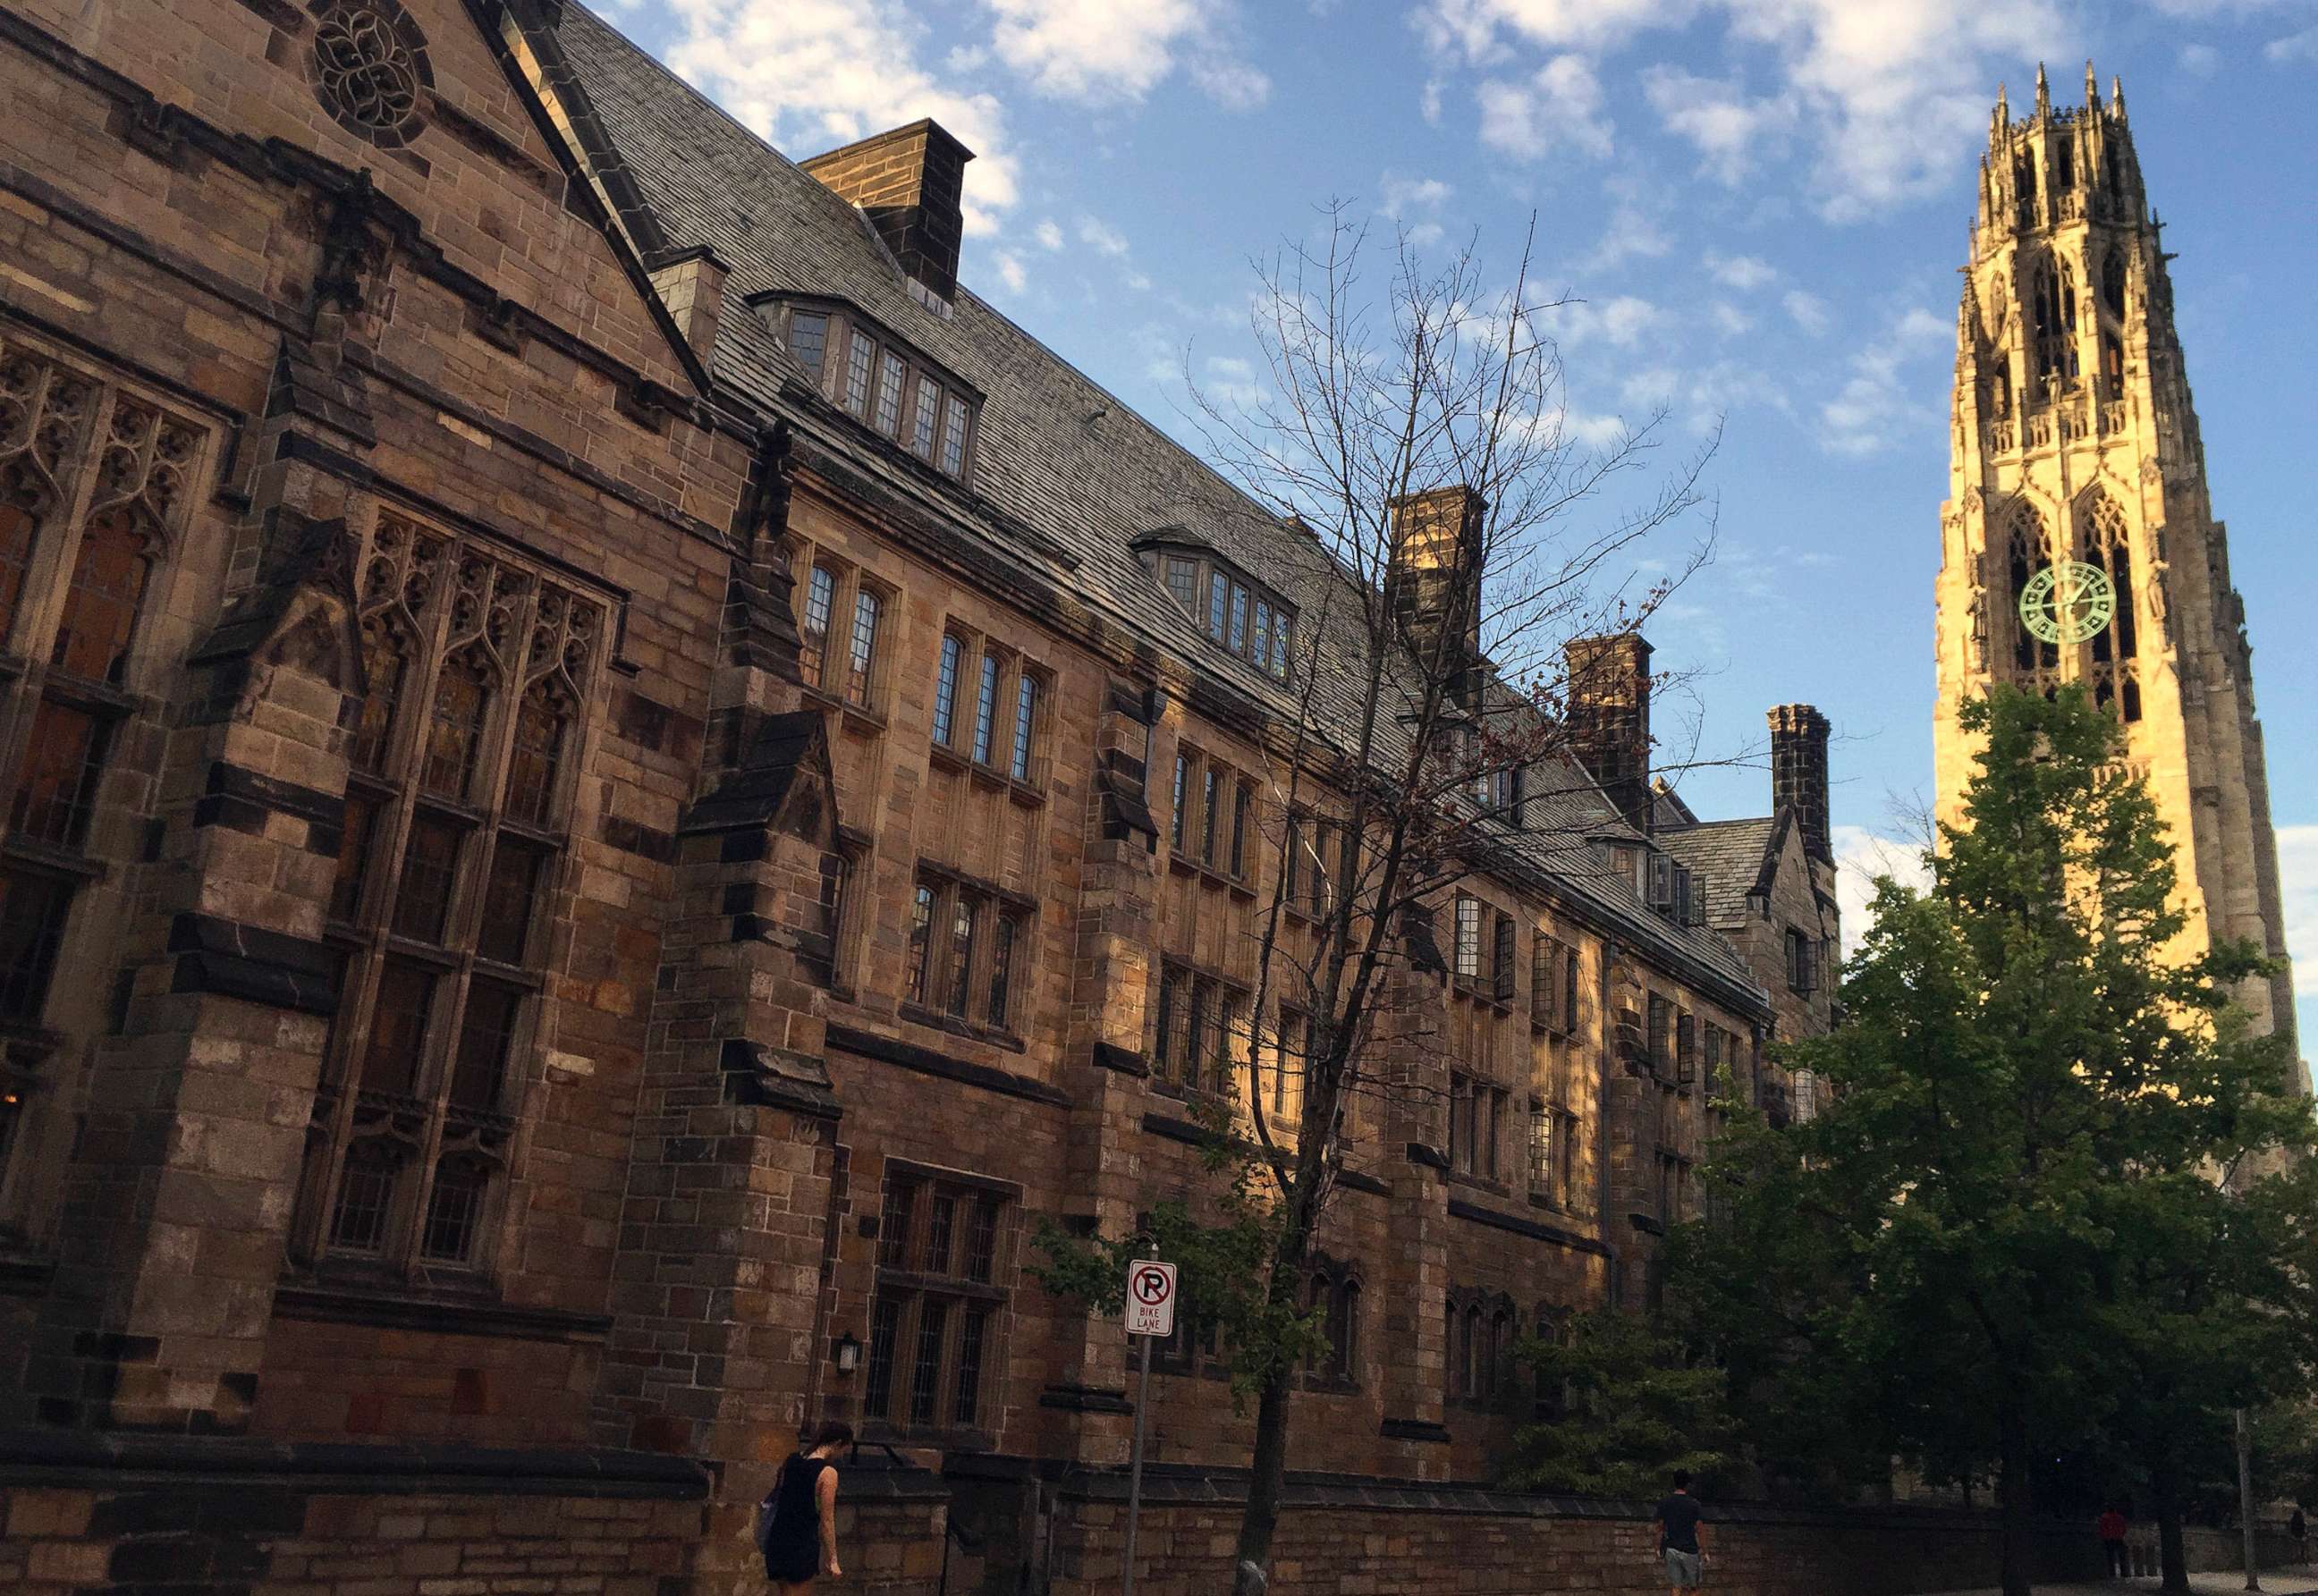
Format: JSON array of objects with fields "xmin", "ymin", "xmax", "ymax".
[
  {"xmin": 0, "ymin": 0, "xmax": 1838, "ymax": 1592},
  {"xmin": 1933, "ymin": 64, "xmax": 2301, "ymax": 1077}
]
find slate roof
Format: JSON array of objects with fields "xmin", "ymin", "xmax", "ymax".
[
  {"xmin": 1654, "ymin": 815, "xmax": 1786, "ymax": 933},
  {"xmin": 550, "ymin": 4, "xmax": 1766, "ymax": 1010}
]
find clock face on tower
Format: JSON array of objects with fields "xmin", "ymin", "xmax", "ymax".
[{"xmin": 2018, "ymin": 560, "xmax": 2116, "ymax": 645}]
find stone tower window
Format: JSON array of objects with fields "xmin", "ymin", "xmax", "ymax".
[
  {"xmin": 2030, "ymin": 257, "xmax": 2078, "ymax": 384},
  {"xmin": 2006, "ymin": 505, "xmax": 2060, "ymax": 683},
  {"xmin": 2102, "ymin": 248, "xmax": 2128, "ymax": 317},
  {"xmin": 0, "ymin": 343, "xmax": 205, "ymax": 1220},
  {"xmin": 2084, "ymin": 496, "xmax": 2141, "ymax": 722},
  {"xmin": 295, "ymin": 511, "xmax": 603, "ymax": 1279}
]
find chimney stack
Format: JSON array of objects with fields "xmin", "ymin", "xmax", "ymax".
[
  {"xmin": 800, "ymin": 119, "xmax": 974, "ymax": 304},
  {"xmin": 1386, "ymin": 486, "xmax": 1485, "ymax": 694},
  {"xmin": 1566, "ymin": 634, "xmax": 1654, "ymax": 833},
  {"xmin": 1767, "ymin": 704, "xmax": 1831, "ymax": 864}
]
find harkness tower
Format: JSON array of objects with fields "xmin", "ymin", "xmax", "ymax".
[{"xmin": 1933, "ymin": 63, "xmax": 2301, "ymax": 1074}]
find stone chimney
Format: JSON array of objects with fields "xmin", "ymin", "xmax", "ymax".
[
  {"xmin": 800, "ymin": 119, "xmax": 974, "ymax": 303},
  {"xmin": 1386, "ymin": 486, "xmax": 1485, "ymax": 693},
  {"xmin": 1768, "ymin": 703, "xmax": 1831, "ymax": 864},
  {"xmin": 647, "ymin": 245, "xmax": 729, "ymax": 363},
  {"xmin": 1566, "ymin": 634, "xmax": 1653, "ymax": 833}
]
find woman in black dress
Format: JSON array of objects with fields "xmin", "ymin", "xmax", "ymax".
[{"xmin": 759, "ymin": 1420, "xmax": 851, "ymax": 1592}]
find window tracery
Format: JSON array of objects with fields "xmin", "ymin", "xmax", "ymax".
[
  {"xmin": 0, "ymin": 343, "xmax": 205, "ymax": 1089},
  {"xmin": 297, "ymin": 510, "xmax": 604, "ymax": 1280},
  {"xmin": 2083, "ymin": 495, "xmax": 2141, "ymax": 722},
  {"xmin": 2005, "ymin": 503, "xmax": 2060, "ymax": 688}
]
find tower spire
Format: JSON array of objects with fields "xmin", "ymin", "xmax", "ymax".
[
  {"xmin": 2111, "ymin": 74, "xmax": 2127, "ymax": 122},
  {"xmin": 2035, "ymin": 62, "xmax": 2050, "ymax": 117}
]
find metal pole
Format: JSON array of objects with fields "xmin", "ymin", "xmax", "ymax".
[
  {"xmin": 1123, "ymin": 1325, "xmax": 1154, "ymax": 1596},
  {"xmin": 2239, "ymin": 1406, "xmax": 2262, "ymax": 1592}
]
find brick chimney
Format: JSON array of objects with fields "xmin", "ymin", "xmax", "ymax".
[
  {"xmin": 1566, "ymin": 634, "xmax": 1654, "ymax": 833},
  {"xmin": 1386, "ymin": 486, "xmax": 1485, "ymax": 693},
  {"xmin": 1768, "ymin": 703, "xmax": 1832, "ymax": 863},
  {"xmin": 800, "ymin": 119, "xmax": 974, "ymax": 303}
]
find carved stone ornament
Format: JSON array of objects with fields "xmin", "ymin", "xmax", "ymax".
[{"xmin": 308, "ymin": 0, "xmax": 434, "ymax": 150}]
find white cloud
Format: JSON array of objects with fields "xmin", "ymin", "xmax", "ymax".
[
  {"xmin": 1540, "ymin": 293, "xmax": 1662, "ymax": 347},
  {"xmin": 1710, "ymin": 300, "xmax": 1755, "ymax": 336},
  {"xmin": 984, "ymin": 0, "xmax": 1267, "ymax": 108},
  {"xmin": 1584, "ymin": 204, "xmax": 1671, "ymax": 270},
  {"xmin": 1417, "ymin": 0, "xmax": 2072, "ymax": 219},
  {"xmin": 2266, "ymin": 24, "xmax": 2318, "ymax": 61},
  {"xmin": 1705, "ymin": 250, "xmax": 1778, "ymax": 291},
  {"xmin": 1203, "ymin": 353, "xmax": 1266, "ymax": 405},
  {"xmin": 1819, "ymin": 304, "xmax": 1950, "ymax": 455},
  {"xmin": 1078, "ymin": 215, "xmax": 1131, "ymax": 256},
  {"xmin": 2280, "ymin": 825, "xmax": 2318, "ymax": 999},
  {"xmin": 664, "ymin": 0, "xmax": 1021, "ymax": 228},
  {"xmin": 1477, "ymin": 54, "xmax": 1613, "ymax": 160},
  {"xmin": 1832, "ymin": 823, "xmax": 1934, "ymax": 959},
  {"xmin": 1381, "ymin": 173, "xmax": 1454, "ymax": 216},
  {"xmin": 1189, "ymin": 53, "xmax": 1273, "ymax": 108},
  {"xmin": 1035, "ymin": 219, "xmax": 1065, "ymax": 250},
  {"xmin": 2178, "ymin": 41, "xmax": 2221, "ymax": 74},
  {"xmin": 1783, "ymin": 289, "xmax": 1831, "ymax": 334},
  {"xmin": 1643, "ymin": 65, "xmax": 1797, "ymax": 185},
  {"xmin": 994, "ymin": 250, "xmax": 1028, "ymax": 291}
]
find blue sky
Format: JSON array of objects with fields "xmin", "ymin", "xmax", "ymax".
[{"xmin": 597, "ymin": 0, "xmax": 2318, "ymax": 1047}]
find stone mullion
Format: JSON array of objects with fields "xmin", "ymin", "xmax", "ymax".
[{"xmin": 5, "ymin": 384, "xmax": 114, "ymax": 668}]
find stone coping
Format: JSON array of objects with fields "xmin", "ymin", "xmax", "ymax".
[{"xmin": 0, "ymin": 1430, "xmax": 711, "ymax": 1500}]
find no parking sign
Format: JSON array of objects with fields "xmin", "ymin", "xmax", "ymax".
[{"xmin": 1124, "ymin": 1259, "xmax": 1177, "ymax": 1338}]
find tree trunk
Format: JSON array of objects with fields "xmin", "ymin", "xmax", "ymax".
[
  {"xmin": 2153, "ymin": 1451, "xmax": 2190, "ymax": 1593},
  {"xmin": 1231, "ymin": 1367, "xmax": 1293, "ymax": 1595},
  {"xmin": 1998, "ymin": 1398, "xmax": 2035, "ymax": 1596}
]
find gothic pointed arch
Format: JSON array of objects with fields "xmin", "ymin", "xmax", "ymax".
[
  {"xmin": 2004, "ymin": 499, "xmax": 2060, "ymax": 684},
  {"xmin": 2079, "ymin": 491, "xmax": 2140, "ymax": 721}
]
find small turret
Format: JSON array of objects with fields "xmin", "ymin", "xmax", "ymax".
[
  {"xmin": 2035, "ymin": 62, "xmax": 2050, "ymax": 118},
  {"xmin": 2111, "ymin": 75, "xmax": 2126, "ymax": 122},
  {"xmin": 2085, "ymin": 60, "xmax": 2100, "ymax": 114}
]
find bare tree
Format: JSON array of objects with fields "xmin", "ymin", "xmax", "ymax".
[{"xmin": 1038, "ymin": 209, "xmax": 1719, "ymax": 1594}]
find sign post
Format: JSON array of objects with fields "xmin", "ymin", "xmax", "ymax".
[{"xmin": 1121, "ymin": 1257, "xmax": 1176, "ymax": 1596}]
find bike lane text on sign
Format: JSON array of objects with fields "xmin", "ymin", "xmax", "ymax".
[{"xmin": 1125, "ymin": 1260, "xmax": 1176, "ymax": 1338}]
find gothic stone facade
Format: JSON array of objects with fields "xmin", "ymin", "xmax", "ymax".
[
  {"xmin": 0, "ymin": 1, "xmax": 1839, "ymax": 1592},
  {"xmin": 1933, "ymin": 64, "xmax": 2301, "ymax": 1076}
]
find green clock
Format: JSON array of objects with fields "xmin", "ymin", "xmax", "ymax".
[{"xmin": 2019, "ymin": 561, "xmax": 2115, "ymax": 646}]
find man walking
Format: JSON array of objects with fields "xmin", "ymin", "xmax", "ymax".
[{"xmin": 1654, "ymin": 1470, "xmax": 1709, "ymax": 1595}]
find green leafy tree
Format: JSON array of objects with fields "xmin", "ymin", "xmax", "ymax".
[
  {"xmin": 1687, "ymin": 684, "xmax": 2311, "ymax": 1596},
  {"xmin": 1505, "ymin": 1307, "xmax": 1737, "ymax": 1499}
]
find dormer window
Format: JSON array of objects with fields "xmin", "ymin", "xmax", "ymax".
[
  {"xmin": 766, "ymin": 297, "xmax": 980, "ymax": 485},
  {"xmin": 1138, "ymin": 540, "xmax": 1295, "ymax": 682}
]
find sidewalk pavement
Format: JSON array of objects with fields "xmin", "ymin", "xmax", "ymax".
[{"xmin": 1922, "ymin": 1575, "xmax": 2318, "ymax": 1596}]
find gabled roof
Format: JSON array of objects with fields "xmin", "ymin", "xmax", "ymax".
[
  {"xmin": 549, "ymin": 4, "xmax": 1764, "ymax": 1009},
  {"xmin": 1654, "ymin": 815, "xmax": 1789, "ymax": 933}
]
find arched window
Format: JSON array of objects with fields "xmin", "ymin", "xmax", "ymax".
[
  {"xmin": 2030, "ymin": 258, "xmax": 2078, "ymax": 384},
  {"xmin": 352, "ymin": 614, "xmax": 410, "ymax": 774},
  {"xmin": 2102, "ymin": 335, "xmax": 2123, "ymax": 393},
  {"xmin": 2102, "ymin": 247, "xmax": 2127, "ymax": 317},
  {"xmin": 2007, "ymin": 508, "xmax": 2057, "ymax": 678},
  {"xmin": 422, "ymin": 647, "xmax": 494, "ymax": 800},
  {"xmin": 419, "ymin": 1152, "xmax": 493, "ymax": 1263},
  {"xmin": 1491, "ymin": 1305, "xmax": 1518, "ymax": 1406},
  {"xmin": 0, "ymin": 460, "xmax": 50, "ymax": 648},
  {"xmin": 52, "ymin": 506, "xmax": 152, "ymax": 685},
  {"xmin": 504, "ymin": 680, "xmax": 568, "ymax": 829},
  {"xmin": 1336, "ymin": 1279, "xmax": 1360, "ymax": 1380},
  {"xmin": 2084, "ymin": 497, "xmax": 2141, "ymax": 722},
  {"xmin": 1464, "ymin": 1305, "xmax": 1485, "ymax": 1401},
  {"xmin": 2055, "ymin": 139, "xmax": 2073, "ymax": 191},
  {"xmin": 328, "ymin": 1136, "xmax": 406, "ymax": 1254}
]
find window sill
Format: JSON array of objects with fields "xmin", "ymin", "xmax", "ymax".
[
  {"xmin": 1445, "ymin": 1170, "xmax": 1513, "ymax": 1200},
  {"xmin": 802, "ymin": 683, "xmax": 889, "ymax": 735},
  {"xmin": 1165, "ymin": 850, "xmax": 1254, "ymax": 896},
  {"xmin": 2, "ymin": 835, "xmax": 105, "ymax": 882},
  {"xmin": 1449, "ymin": 979, "xmax": 1512, "ymax": 1015},
  {"xmin": 896, "ymin": 1001, "xmax": 1027, "ymax": 1053},
  {"xmin": 859, "ymin": 1420, "xmax": 996, "ymax": 1453},
  {"xmin": 272, "ymin": 1278, "xmax": 613, "ymax": 1341}
]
